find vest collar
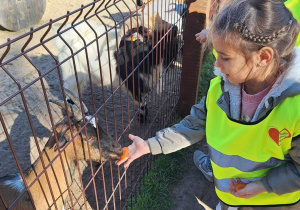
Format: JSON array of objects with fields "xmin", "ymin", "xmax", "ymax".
[{"xmin": 214, "ymin": 47, "xmax": 300, "ymax": 122}]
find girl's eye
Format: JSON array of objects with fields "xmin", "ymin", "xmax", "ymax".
[{"xmin": 221, "ymin": 57, "xmax": 229, "ymax": 61}]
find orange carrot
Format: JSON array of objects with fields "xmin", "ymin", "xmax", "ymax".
[
  {"xmin": 235, "ymin": 183, "xmax": 246, "ymax": 191},
  {"xmin": 119, "ymin": 147, "xmax": 129, "ymax": 160}
]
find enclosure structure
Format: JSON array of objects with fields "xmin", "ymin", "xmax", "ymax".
[{"xmin": 0, "ymin": 0, "xmax": 189, "ymax": 209}]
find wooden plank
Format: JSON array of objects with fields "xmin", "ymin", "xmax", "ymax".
[
  {"xmin": 0, "ymin": 0, "xmax": 46, "ymax": 31},
  {"xmin": 177, "ymin": 0, "xmax": 208, "ymax": 117}
]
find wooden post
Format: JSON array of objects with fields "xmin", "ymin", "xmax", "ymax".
[{"xmin": 177, "ymin": 0, "xmax": 209, "ymax": 117}]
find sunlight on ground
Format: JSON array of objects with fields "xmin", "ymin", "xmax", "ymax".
[{"xmin": 194, "ymin": 195, "xmax": 213, "ymax": 210}]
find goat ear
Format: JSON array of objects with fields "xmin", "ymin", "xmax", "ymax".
[
  {"xmin": 64, "ymin": 88, "xmax": 88, "ymax": 113},
  {"xmin": 54, "ymin": 135, "xmax": 69, "ymax": 151}
]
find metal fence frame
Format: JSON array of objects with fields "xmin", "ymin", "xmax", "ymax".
[{"xmin": 0, "ymin": 0, "xmax": 188, "ymax": 209}]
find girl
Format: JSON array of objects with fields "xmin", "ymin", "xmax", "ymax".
[
  {"xmin": 116, "ymin": 0, "xmax": 300, "ymax": 209},
  {"xmin": 194, "ymin": 0, "xmax": 300, "ymax": 185}
]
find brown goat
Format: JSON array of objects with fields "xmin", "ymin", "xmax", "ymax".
[{"xmin": 0, "ymin": 88, "xmax": 123, "ymax": 210}]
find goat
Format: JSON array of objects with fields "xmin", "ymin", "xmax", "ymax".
[
  {"xmin": 0, "ymin": 88, "xmax": 123, "ymax": 210},
  {"xmin": 115, "ymin": 23, "xmax": 178, "ymax": 120},
  {"xmin": 137, "ymin": 0, "xmax": 187, "ymax": 31},
  {"xmin": 53, "ymin": 14, "xmax": 178, "ymax": 122}
]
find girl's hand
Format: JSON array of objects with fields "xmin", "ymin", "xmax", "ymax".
[
  {"xmin": 115, "ymin": 134, "xmax": 151, "ymax": 168},
  {"xmin": 195, "ymin": 29, "xmax": 209, "ymax": 44},
  {"xmin": 227, "ymin": 178, "xmax": 267, "ymax": 199}
]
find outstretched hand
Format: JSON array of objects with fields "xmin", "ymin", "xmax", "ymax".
[
  {"xmin": 195, "ymin": 29, "xmax": 209, "ymax": 44},
  {"xmin": 227, "ymin": 178, "xmax": 267, "ymax": 199},
  {"xmin": 115, "ymin": 134, "xmax": 151, "ymax": 168}
]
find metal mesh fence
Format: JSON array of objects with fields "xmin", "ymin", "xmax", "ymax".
[{"xmin": 0, "ymin": 0, "xmax": 186, "ymax": 209}]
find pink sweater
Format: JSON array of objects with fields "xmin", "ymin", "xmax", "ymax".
[
  {"xmin": 241, "ymin": 85, "xmax": 272, "ymax": 121},
  {"xmin": 241, "ymin": 73, "xmax": 282, "ymax": 121}
]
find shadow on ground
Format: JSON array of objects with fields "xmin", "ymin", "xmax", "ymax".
[{"xmin": 171, "ymin": 140, "xmax": 219, "ymax": 210}]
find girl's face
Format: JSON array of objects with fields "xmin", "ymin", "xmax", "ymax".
[{"xmin": 212, "ymin": 37, "xmax": 256, "ymax": 84}]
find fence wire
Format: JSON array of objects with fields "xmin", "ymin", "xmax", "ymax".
[{"xmin": 0, "ymin": 0, "xmax": 186, "ymax": 209}]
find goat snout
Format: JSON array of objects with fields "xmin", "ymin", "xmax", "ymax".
[
  {"xmin": 110, "ymin": 142, "xmax": 123, "ymax": 160},
  {"xmin": 112, "ymin": 141, "xmax": 122, "ymax": 152},
  {"xmin": 100, "ymin": 140, "xmax": 123, "ymax": 161}
]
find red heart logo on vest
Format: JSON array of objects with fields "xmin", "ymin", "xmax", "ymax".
[
  {"xmin": 268, "ymin": 128, "xmax": 280, "ymax": 146},
  {"xmin": 268, "ymin": 127, "xmax": 291, "ymax": 146}
]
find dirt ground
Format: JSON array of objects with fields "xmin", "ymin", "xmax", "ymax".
[
  {"xmin": 0, "ymin": 0, "xmax": 218, "ymax": 209},
  {"xmin": 171, "ymin": 140, "xmax": 219, "ymax": 210}
]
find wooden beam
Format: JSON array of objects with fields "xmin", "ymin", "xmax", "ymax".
[{"xmin": 177, "ymin": 0, "xmax": 208, "ymax": 117}]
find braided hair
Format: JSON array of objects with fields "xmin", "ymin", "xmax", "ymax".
[
  {"xmin": 209, "ymin": 0, "xmax": 299, "ymax": 71},
  {"xmin": 235, "ymin": 20, "xmax": 293, "ymax": 44}
]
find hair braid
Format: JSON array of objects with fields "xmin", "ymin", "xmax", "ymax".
[
  {"xmin": 210, "ymin": 0, "xmax": 299, "ymax": 73},
  {"xmin": 235, "ymin": 19, "xmax": 294, "ymax": 44}
]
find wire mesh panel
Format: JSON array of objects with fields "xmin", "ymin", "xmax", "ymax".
[{"xmin": 0, "ymin": 0, "xmax": 186, "ymax": 209}]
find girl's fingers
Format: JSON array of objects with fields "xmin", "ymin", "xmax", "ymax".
[
  {"xmin": 235, "ymin": 188, "xmax": 247, "ymax": 197},
  {"xmin": 128, "ymin": 134, "xmax": 135, "ymax": 140},
  {"xmin": 228, "ymin": 179, "xmax": 236, "ymax": 189},
  {"xmin": 115, "ymin": 137, "xmax": 136, "ymax": 167},
  {"xmin": 123, "ymin": 158, "xmax": 134, "ymax": 168},
  {"xmin": 227, "ymin": 187, "xmax": 236, "ymax": 196},
  {"xmin": 115, "ymin": 156, "xmax": 128, "ymax": 166},
  {"xmin": 116, "ymin": 134, "xmax": 148, "ymax": 168}
]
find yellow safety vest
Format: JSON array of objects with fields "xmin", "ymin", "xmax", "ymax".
[
  {"xmin": 206, "ymin": 76, "xmax": 300, "ymax": 206},
  {"xmin": 212, "ymin": 0, "xmax": 300, "ymax": 58}
]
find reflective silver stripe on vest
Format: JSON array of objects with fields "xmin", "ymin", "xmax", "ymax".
[
  {"xmin": 209, "ymin": 146, "xmax": 289, "ymax": 172},
  {"xmin": 214, "ymin": 177, "xmax": 261, "ymax": 192}
]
